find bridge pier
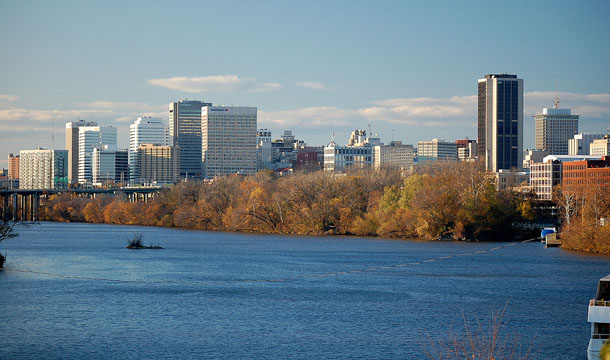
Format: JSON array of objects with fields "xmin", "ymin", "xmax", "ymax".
[
  {"xmin": 2, "ymin": 194, "xmax": 7, "ymax": 221},
  {"xmin": 12, "ymin": 193, "xmax": 17, "ymax": 221}
]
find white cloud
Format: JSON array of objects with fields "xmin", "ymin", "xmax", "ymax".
[
  {"xmin": 0, "ymin": 108, "xmax": 112, "ymax": 123},
  {"xmin": 84, "ymin": 101, "xmax": 162, "ymax": 111},
  {"xmin": 260, "ymin": 106, "xmax": 358, "ymax": 127},
  {"xmin": 295, "ymin": 81, "xmax": 328, "ymax": 90},
  {"xmin": 259, "ymin": 95, "xmax": 478, "ymax": 128},
  {"xmin": 524, "ymin": 92, "xmax": 610, "ymax": 117},
  {"xmin": 0, "ymin": 94, "xmax": 18, "ymax": 104},
  {"xmin": 258, "ymin": 92, "xmax": 610, "ymax": 130},
  {"xmin": 148, "ymin": 75, "xmax": 282, "ymax": 93}
]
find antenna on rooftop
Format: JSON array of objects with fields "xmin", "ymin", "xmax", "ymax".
[
  {"xmin": 52, "ymin": 118, "xmax": 55, "ymax": 149},
  {"xmin": 553, "ymin": 72, "xmax": 560, "ymax": 109},
  {"xmin": 392, "ymin": 128, "xmax": 395, "ymax": 142}
]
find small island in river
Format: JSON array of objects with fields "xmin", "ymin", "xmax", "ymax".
[{"xmin": 126, "ymin": 234, "xmax": 163, "ymax": 250}]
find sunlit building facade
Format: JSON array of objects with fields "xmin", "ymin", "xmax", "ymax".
[{"xmin": 201, "ymin": 106, "xmax": 257, "ymax": 177}]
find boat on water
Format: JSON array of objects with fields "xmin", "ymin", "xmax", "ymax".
[
  {"xmin": 587, "ymin": 274, "xmax": 610, "ymax": 360},
  {"xmin": 540, "ymin": 227, "xmax": 556, "ymax": 242}
]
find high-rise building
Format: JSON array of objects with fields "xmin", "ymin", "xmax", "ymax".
[
  {"xmin": 256, "ymin": 129, "xmax": 273, "ymax": 171},
  {"xmin": 66, "ymin": 120, "xmax": 98, "ymax": 184},
  {"xmin": 568, "ymin": 133, "xmax": 605, "ymax": 155},
  {"xmin": 417, "ymin": 139, "xmax": 457, "ymax": 163},
  {"xmin": 92, "ymin": 145, "xmax": 117, "ymax": 185},
  {"xmin": 534, "ymin": 104, "xmax": 578, "ymax": 155},
  {"xmin": 78, "ymin": 125, "xmax": 117, "ymax": 183},
  {"xmin": 91, "ymin": 146, "xmax": 129, "ymax": 186},
  {"xmin": 201, "ymin": 106, "xmax": 257, "ymax": 177},
  {"xmin": 129, "ymin": 117, "xmax": 168, "ymax": 181},
  {"xmin": 115, "ymin": 150, "xmax": 129, "ymax": 185},
  {"xmin": 18, "ymin": 148, "xmax": 68, "ymax": 189},
  {"xmin": 137, "ymin": 144, "xmax": 180, "ymax": 184},
  {"xmin": 8, "ymin": 153, "xmax": 19, "ymax": 179},
  {"xmin": 169, "ymin": 100, "xmax": 212, "ymax": 179},
  {"xmin": 477, "ymin": 74, "xmax": 523, "ymax": 172},
  {"xmin": 590, "ymin": 136, "xmax": 610, "ymax": 156}
]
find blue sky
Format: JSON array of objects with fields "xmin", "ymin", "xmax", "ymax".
[{"xmin": 1, "ymin": 0, "xmax": 609, "ymax": 167}]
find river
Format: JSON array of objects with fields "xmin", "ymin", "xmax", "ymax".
[{"xmin": 0, "ymin": 222, "xmax": 608, "ymax": 359}]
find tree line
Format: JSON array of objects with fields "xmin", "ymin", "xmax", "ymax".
[
  {"xmin": 39, "ymin": 161, "xmax": 540, "ymax": 241},
  {"xmin": 555, "ymin": 184, "xmax": 610, "ymax": 253}
]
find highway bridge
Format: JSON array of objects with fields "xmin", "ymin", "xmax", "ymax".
[{"xmin": 0, "ymin": 187, "xmax": 165, "ymax": 221}]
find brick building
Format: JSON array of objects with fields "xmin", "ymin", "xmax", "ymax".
[{"xmin": 562, "ymin": 156, "xmax": 610, "ymax": 195}]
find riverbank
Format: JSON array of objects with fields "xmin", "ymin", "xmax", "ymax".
[
  {"xmin": 39, "ymin": 164, "xmax": 541, "ymax": 242},
  {"xmin": 560, "ymin": 221, "xmax": 610, "ymax": 254}
]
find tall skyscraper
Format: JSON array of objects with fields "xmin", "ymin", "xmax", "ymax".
[
  {"xmin": 78, "ymin": 125, "xmax": 117, "ymax": 183},
  {"xmin": 66, "ymin": 120, "xmax": 98, "ymax": 184},
  {"xmin": 534, "ymin": 100, "xmax": 579, "ymax": 155},
  {"xmin": 169, "ymin": 100, "xmax": 212, "ymax": 179},
  {"xmin": 19, "ymin": 148, "xmax": 68, "ymax": 189},
  {"xmin": 129, "ymin": 117, "xmax": 168, "ymax": 182},
  {"xmin": 201, "ymin": 106, "xmax": 257, "ymax": 177},
  {"xmin": 478, "ymin": 74, "xmax": 524, "ymax": 172}
]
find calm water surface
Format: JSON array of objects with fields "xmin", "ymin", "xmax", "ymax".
[{"xmin": 1, "ymin": 222, "xmax": 609, "ymax": 359}]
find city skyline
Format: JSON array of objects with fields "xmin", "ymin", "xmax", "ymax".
[{"xmin": 1, "ymin": 1, "xmax": 609, "ymax": 168}]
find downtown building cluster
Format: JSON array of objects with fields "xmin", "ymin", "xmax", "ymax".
[
  {"xmin": 2, "ymin": 101, "xmax": 259, "ymax": 189},
  {"xmin": 2, "ymin": 73, "xmax": 609, "ymax": 193}
]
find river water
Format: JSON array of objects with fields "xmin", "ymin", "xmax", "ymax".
[{"xmin": 0, "ymin": 222, "xmax": 608, "ymax": 359}]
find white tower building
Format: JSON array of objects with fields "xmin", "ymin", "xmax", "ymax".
[
  {"xmin": 19, "ymin": 148, "xmax": 68, "ymax": 189},
  {"xmin": 129, "ymin": 117, "xmax": 168, "ymax": 182},
  {"xmin": 534, "ymin": 104, "xmax": 579, "ymax": 155},
  {"xmin": 202, "ymin": 106, "xmax": 257, "ymax": 177},
  {"xmin": 78, "ymin": 125, "xmax": 117, "ymax": 183}
]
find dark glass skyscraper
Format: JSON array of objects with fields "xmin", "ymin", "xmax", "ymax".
[
  {"xmin": 477, "ymin": 74, "xmax": 523, "ymax": 172},
  {"xmin": 169, "ymin": 100, "xmax": 212, "ymax": 179}
]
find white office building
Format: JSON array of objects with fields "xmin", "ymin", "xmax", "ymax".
[
  {"xmin": 534, "ymin": 106, "xmax": 579, "ymax": 155},
  {"xmin": 202, "ymin": 106, "xmax": 257, "ymax": 177},
  {"xmin": 372, "ymin": 141, "xmax": 415, "ymax": 171},
  {"xmin": 568, "ymin": 133, "xmax": 605, "ymax": 155},
  {"xmin": 256, "ymin": 129, "xmax": 273, "ymax": 171},
  {"xmin": 129, "ymin": 117, "xmax": 168, "ymax": 182},
  {"xmin": 324, "ymin": 130, "xmax": 380, "ymax": 172},
  {"xmin": 417, "ymin": 139, "xmax": 457, "ymax": 163},
  {"xmin": 78, "ymin": 125, "xmax": 117, "ymax": 183},
  {"xmin": 590, "ymin": 137, "xmax": 610, "ymax": 156},
  {"xmin": 19, "ymin": 148, "xmax": 68, "ymax": 189},
  {"xmin": 66, "ymin": 120, "xmax": 97, "ymax": 184}
]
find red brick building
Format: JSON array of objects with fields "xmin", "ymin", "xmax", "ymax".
[{"xmin": 562, "ymin": 156, "xmax": 610, "ymax": 194}]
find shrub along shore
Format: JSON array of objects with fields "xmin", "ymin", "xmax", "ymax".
[
  {"xmin": 38, "ymin": 161, "xmax": 609, "ymax": 249},
  {"xmin": 41, "ymin": 162, "xmax": 539, "ymax": 241}
]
